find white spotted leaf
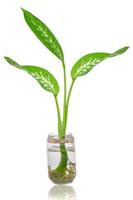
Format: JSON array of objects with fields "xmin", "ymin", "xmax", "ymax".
[
  {"xmin": 22, "ymin": 9, "xmax": 64, "ymax": 62},
  {"xmin": 4, "ymin": 57, "xmax": 59, "ymax": 96},
  {"xmin": 71, "ymin": 46, "xmax": 129, "ymax": 80}
]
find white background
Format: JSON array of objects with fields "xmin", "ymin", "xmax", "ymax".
[{"xmin": 0, "ymin": 0, "xmax": 133, "ymax": 199}]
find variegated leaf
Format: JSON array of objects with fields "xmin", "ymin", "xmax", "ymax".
[
  {"xmin": 71, "ymin": 46, "xmax": 129, "ymax": 80},
  {"xmin": 22, "ymin": 9, "xmax": 64, "ymax": 62},
  {"xmin": 4, "ymin": 57, "xmax": 59, "ymax": 96}
]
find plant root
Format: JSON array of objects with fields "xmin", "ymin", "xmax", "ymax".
[{"xmin": 48, "ymin": 161, "xmax": 76, "ymax": 184}]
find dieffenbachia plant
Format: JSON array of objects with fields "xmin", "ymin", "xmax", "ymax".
[{"xmin": 4, "ymin": 9, "xmax": 129, "ymax": 177}]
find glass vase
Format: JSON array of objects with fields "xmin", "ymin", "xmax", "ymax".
[{"xmin": 47, "ymin": 133, "xmax": 76, "ymax": 184}]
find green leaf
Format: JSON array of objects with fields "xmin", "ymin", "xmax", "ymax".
[
  {"xmin": 111, "ymin": 46, "xmax": 129, "ymax": 57},
  {"xmin": 23, "ymin": 66, "xmax": 59, "ymax": 96},
  {"xmin": 71, "ymin": 46, "xmax": 129, "ymax": 80},
  {"xmin": 4, "ymin": 57, "xmax": 21, "ymax": 68},
  {"xmin": 22, "ymin": 9, "xmax": 64, "ymax": 62},
  {"xmin": 4, "ymin": 57, "xmax": 59, "ymax": 96}
]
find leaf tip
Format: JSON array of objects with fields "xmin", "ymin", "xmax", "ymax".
[
  {"xmin": 4, "ymin": 56, "xmax": 10, "ymax": 63},
  {"xmin": 21, "ymin": 8, "xmax": 28, "ymax": 16},
  {"xmin": 21, "ymin": 7, "xmax": 25, "ymax": 12},
  {"xmin": 127, "ymin": 46, "xmax": 130, "ymax": 51},
  {"xmin": 112, "ymin": 46, "xmax": 130, "ymax": 57},
  {"xmin": 122, "ymin": 46, "xmax": 130, "ymax": 52},
  {"xmin": 4, "ymin": 57, "xmax": 21, "ymax": 68},
  {"xmin": 21, "ymin": 7, "xmax": 25, "ymax": 13}
]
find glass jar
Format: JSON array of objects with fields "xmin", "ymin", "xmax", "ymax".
[{"xmin": 47, "ymin": 133, "xmax": 76, "ymax": 184}]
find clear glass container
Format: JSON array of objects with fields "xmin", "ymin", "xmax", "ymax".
[{"xmin": 47, "ymin": 133, "xmax": 76, "ymax": 184}]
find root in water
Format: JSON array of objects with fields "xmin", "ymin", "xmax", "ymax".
[{"xmin": 48, "ymin": 161, "xmax": 76, "ymax": 184}]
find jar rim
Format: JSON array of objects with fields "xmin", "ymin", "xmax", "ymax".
[{"xmin": 47, "ymin": 133, "xmax": 74, "ymax": 144}]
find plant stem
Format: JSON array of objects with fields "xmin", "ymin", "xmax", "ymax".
[
  {"xmin": 62, "ymin": 62, "xmax": 67, "ymax": 137},
  {"xmin": 66, "ymin": 80, "xmax": 75, "ymax": 113},
  {"xmin": 53, "ymin": 67, "xmax": 75, "ymax": 179},
  {"xmin": 54, "ymin": 95, "xmax": 68, "ymax": 177},
  {"xmin": 53, "ymin": 64, "xmax": 75, "ymax": 178},
  {"xmin": 55, "ymin": 80, "xmax": 75, "ymax": 176},
  {"xmin": 64, "ymin": 80, "xmax": 75, "ymax": 134},
  {"xmin": 55, "ymin": 144, "xmax": 68, "ymax": 173},
  {"xmin": 52, "ymin": 62, "xmax": 69, "ymax": 178},
  {"xmin": 54, "ymin": 95, "xmax": 63, "ymax": 138}
]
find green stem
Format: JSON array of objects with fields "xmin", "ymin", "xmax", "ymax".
[
  {"xmin": 64, "ymin": 80, "xmax": 75, "ymax": 134},
  {"xmin": 54, "ymin": 80, "xmax": 75, "ymax": 177},
  {"xmin": 55, "ymin": 144, "xmax": 68, "ymax": 173},
  {"xmin": 62, "ymin": 62, "xmax": 67, "ymax": 137},
  {"xmin": 52, "ymin": 63, "xmax": 69, "ymax": 177},
  {"xmin": 53, "ymin": 65, "xmax": 75, "ymax": 179},
  {"xmin": 54, "ymin": 95, "xmax": 62, "ymax": 138},
  {"xmin": 54, "ymin": 95, "xmax": 68, "ymax": 177}
]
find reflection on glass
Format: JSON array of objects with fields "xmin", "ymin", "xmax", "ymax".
[{"xmin": 48, "ymin": 185, "xmax": 76, "ymax": 200}]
